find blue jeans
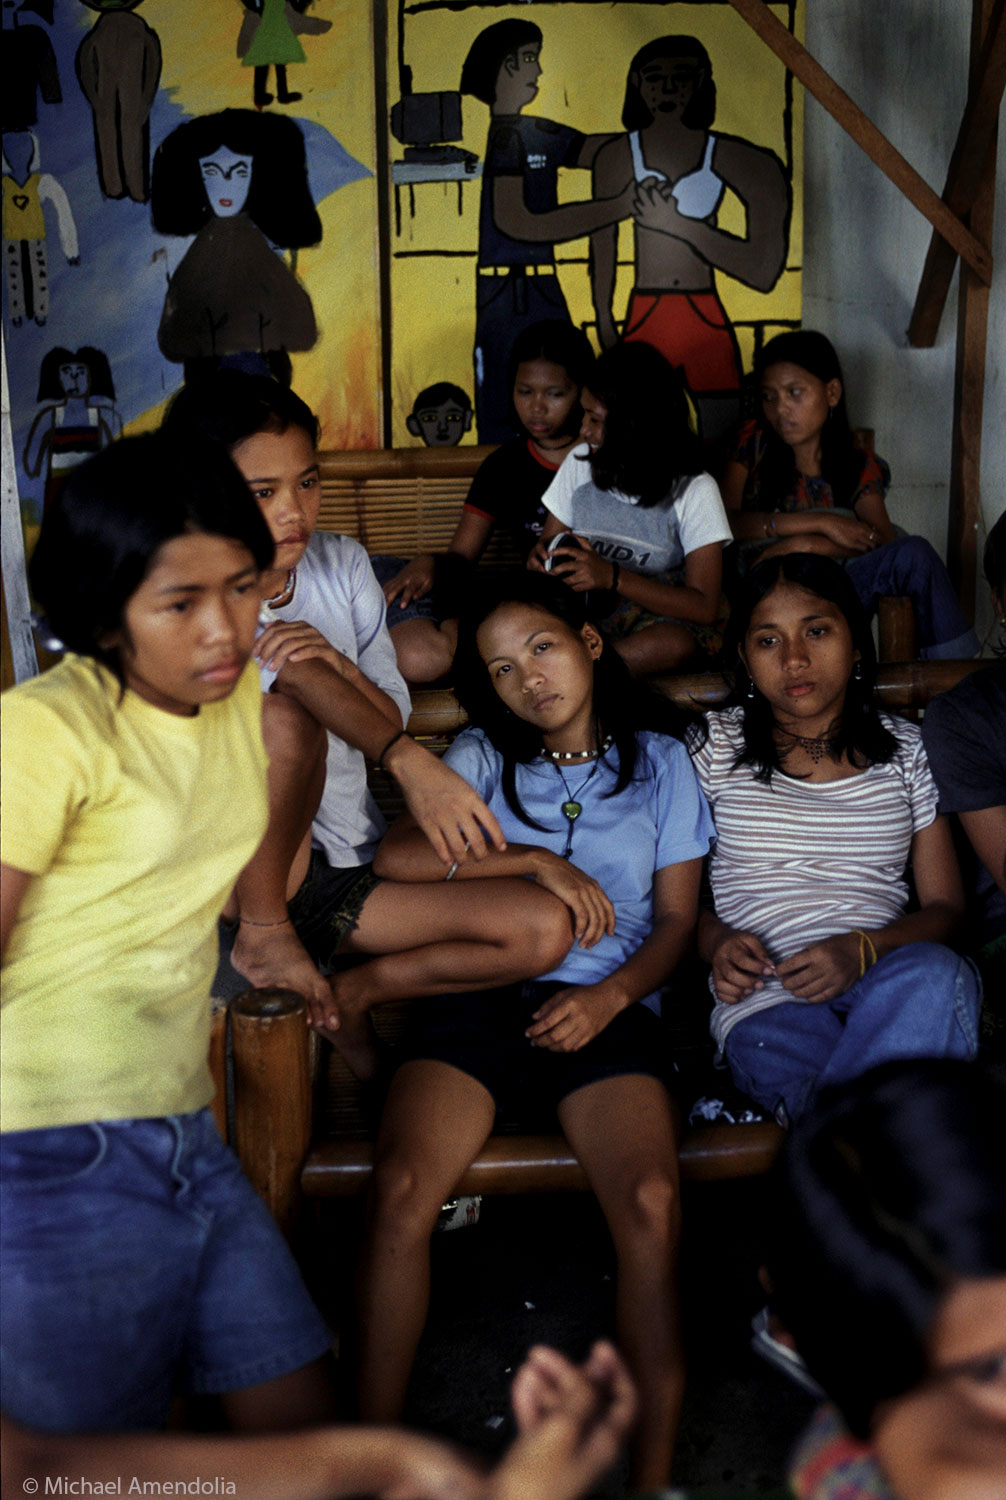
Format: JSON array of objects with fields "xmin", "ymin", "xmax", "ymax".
[
  {"xmin": 0, "ymin": 1108, "xmax": 331, "ymax": 1431},
  {"xmin": 723, "ymin": 942, "xmax": 981, "ymax": 1124},
  {"xmin": 846, "ymin": 536, "xmax": 979, "ymax": 658}
]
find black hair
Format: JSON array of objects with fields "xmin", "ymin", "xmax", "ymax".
[
  {"xmin": 36, "ymin": 346, "xmax": 115, "ymax": 403},
  {"xmin": 507, "ymin": 319, "xmax": 596, "ymax": 393},
  {"xmin": 151, "ymin": 110, "xmax": 321, "ymax": 248},
  {"xmin": 587, "ymin": 343, "xmax": 704, "ymax": 506},
  {"xmin": 163, "ymin": 370, "xmax": 320, "ymax": 450},
  {"xmin": 752, "ymin": 330, "xmax": 866, "ymax": 510},
  {"xmin": 29, "ymin": 433, "xmax": 274, "ymax": 688},
  {"xmin": 766, "ymin": 1059, "xmax": 1006, "ymax": 1438},
  {"xmin": 411, "ymin": 382, "xmax": 472, "ymax": 413},
  {"xmin": 621, "ymin": 36, "xmax": 716, "ymax": 132},
  {"xmin": 460, "ymin": 20, "xmax": 542, "ymax": 105},
  {"xmin": 452, "ymin": 570, "xmax": 699, "ymax": 830},
  {"xmin": 720, "ymin": 552, "xmax": 897, "ymax": 780}
]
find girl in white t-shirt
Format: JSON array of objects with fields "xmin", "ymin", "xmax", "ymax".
[
  {"xmin": 529, "ymin": 342, "xmax": 732, "ymax": 674},
  {"xmin": 689, "ymin": 552, "xmax": 981, "ymax": 1125}
]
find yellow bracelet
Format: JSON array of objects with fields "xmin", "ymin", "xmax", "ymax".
[{"xmin": 853, "ymin": 930, "xmax": 879, "ymax": 976}]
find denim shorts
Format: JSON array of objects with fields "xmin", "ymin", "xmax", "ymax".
[
  {"xmin": 0, "ymin": 1108, "xmax": 332, "ymax": 1431},
  {"xmin": 370, "ymin": 553, "xmax": 438, "ymax": 628},
  {"xmin": 403, "ymin": 980, "xmax": 676, "ymax": 1128}
]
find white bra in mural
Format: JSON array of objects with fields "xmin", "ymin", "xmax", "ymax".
[{"xmin": 628, "ymin": 131, "xmax": 724, "ymax": 221}]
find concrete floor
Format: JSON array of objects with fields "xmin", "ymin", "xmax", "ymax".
[{"xmin": 307, "ymin": 1178, "xmax": 817, "ymax": 1495}]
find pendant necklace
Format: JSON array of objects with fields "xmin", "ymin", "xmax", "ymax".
[{"xmin": 552, "ymin": 756, "xmax": 604, "ymax": 859}]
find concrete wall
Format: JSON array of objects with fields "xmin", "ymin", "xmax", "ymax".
[{"xmin": 803, "ymin": 0, "xmax": 1004, "ymax": 647}]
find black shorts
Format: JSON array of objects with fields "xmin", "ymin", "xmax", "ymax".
[{"xmin": 401, "ymin": 980, "xmax": 676, "ymax": 1129}]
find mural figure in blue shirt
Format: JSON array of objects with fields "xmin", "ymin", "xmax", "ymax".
[{"xmin": 460, "ymin": 21, "xmax": 634, "ymax": 444}]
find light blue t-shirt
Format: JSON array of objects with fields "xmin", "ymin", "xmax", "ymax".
[{"xmin": 444, "ymin": 727, "xmax": 714, "ymax": 1008}]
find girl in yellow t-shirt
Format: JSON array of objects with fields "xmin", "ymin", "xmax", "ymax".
[{"xmin": 0, "ymin": 434, "xmax": 337, "ymax": 1435}]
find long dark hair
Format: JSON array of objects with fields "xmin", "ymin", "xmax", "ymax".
[
  {"xmin": 766, "ymin": 1059, "xmax": 1006, "ymax": 1438},
  {"xmin": 453, "ymin": 571, "xmax": 697, "ymax": 829},
  {"xmin": 720, "ymin": 553, "xmax": 897, "ymax": 780},
  {"xmin": 621, "ymin": 35, "xmax": 716, "ymax": 132},
  {"xmin": 30, "ymin": 433, "xmax": 274, "ymax": 689},
  {"xmin": 753, "ymin": 330, "xmax": 865, "ymax": 509},
  {"xmin": 151, "ymin": 110, "xmax": 321, "ymax": 248},
  {"xmin": 587, "ymin": 343, "xmax": 704, "ymax": 507}
]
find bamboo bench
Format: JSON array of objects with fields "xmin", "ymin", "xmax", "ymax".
[{"xmin": 211, "ymin": 658, "xmax": 989, "ymax": 1237}]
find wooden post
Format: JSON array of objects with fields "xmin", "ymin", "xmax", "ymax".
[
  {"xmin": 230, "ymin": 988, "xmax": 312, "ymax": 1240},
  {"xmin": 948, "ymin": 0, "xmax": 999, "ymax": 618},
  {"xmin": 876, "ymin": 598, "xmax": 917, "ymax": 664}
]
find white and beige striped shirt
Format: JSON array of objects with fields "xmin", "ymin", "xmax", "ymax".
[{"xmin": 690, "ymin": 707, "xmax": 939, "ymax": 1049}]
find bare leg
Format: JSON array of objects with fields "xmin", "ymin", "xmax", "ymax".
[
  {"xmin": 389, "ymin": 619, "xmax": 459, "ymax": 684},
  {"xmin": 558, "ymin": 1074, "xmax": 684, "ymax": 1489},
  {"xmin": 356, "ymin": 1060, "xmax": 496, "ymax": 1420},
  {"xmin": 613, "ymin": 622, "xmax": 701, "ymax": 677},
  {"xmin": 323, "ymin": 878, "xmax": 574, "ymax": 1077},
  {"xmin": 220, "ymin": 1354, "xmax": 337, "ymax": 1431},
  {"xmin": 230, "ymin": 693, "xmax": 332, "ymax": 1009}
]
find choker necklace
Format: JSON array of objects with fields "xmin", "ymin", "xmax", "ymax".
[
  {"xmin": 263, "ymin": 568, "xmax": 296, "ymax": 607},
  {"xmin": 780, "ymin": 729, "xmax": 839, "ymax": 764},
  {"xmin": 553, "ymin": 756, "xmax": 604, "ymax": 859},
  {"xmin": 540, "ymin": 735, "xmax": 613, "ymax": 763}
]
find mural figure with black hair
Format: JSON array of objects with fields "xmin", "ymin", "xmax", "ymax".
[
  {"xmin": 0, "ymin": 0, "xmax": 61, "ymax": 134},
  {"xmin": 2, "ymin": 131, "xmax": 79, "ymax": 328},
  {"xmin": 591, "ymin": 36, "xmax": 790, "ymax": 443},
  {"xmin": 24, "ymin": 345, "xmax": 122, "ymax": 512},
  {"xmin": 406, "ymin": 381, "xmax": 473, "ymax": 446},
  {"xmin": 237, "ymin": 0, "xmax": 332, "ymax": 111},
  {"xmin": 75, "ymin": 0, "xmax": 162, "ymax": 204},
  {"xmin": 460, "ymin": 19, "xmax": 634, "ymax": 444},
  {"xmin": 151, "ymin": 109, "xmax": 321, "ymax": 381}
]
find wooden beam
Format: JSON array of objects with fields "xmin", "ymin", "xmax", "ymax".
[
  {"xmin": 909, "ymin": 0, "xmax": 1006, "ymax": 346},
  {"xmin": 947, "ymin": 0, "xmax": 999, "ymax": 616},
  {"xmin": 726, "ymin": 0, "xmax": 993, "ymax": 284}
]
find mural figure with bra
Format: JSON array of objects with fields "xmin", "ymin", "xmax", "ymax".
[{"xmin": 591, "ymin": 36, "xmax": 791, "ymax": 443}]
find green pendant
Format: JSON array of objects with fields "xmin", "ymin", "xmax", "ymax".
[{"xmin": 562, "ymin": 800, "xmax": 582, "ymax": 821}]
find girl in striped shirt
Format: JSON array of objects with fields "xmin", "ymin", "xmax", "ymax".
[{"xmin": 690, "ymin": 553, "xmax": 980, "ymax": 1125}]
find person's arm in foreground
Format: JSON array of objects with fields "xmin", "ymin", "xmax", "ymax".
[{"xmin": 1, "ymin": 1342, "xmax": 635, "ymax": 1500}]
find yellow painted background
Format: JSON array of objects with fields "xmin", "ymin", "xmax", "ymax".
[
  {"xmin": 388, "ymin": 1, "xmax": 804, "ymax": 446},
  {"xmin": 132, "ymin": 0, "xmax": 382, "ymax": 448}
]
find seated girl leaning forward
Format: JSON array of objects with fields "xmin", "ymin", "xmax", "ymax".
[
  {"xmin": 528, "ymin": 341, "xmax": 733, "ymax": 677},
  {"xmin": 720, "ymin": 329, "xmax": 979, "ymax": 660},
  {"xmin": 690, "ymin": 552, "xmax": 981, "ymax": 1127},
  {"xmin": 0, "ymin": 435, "xmax": 336, "ymax": 1435},
  {"xmin": 359, "ymin": 571, "xmax": 715, "ymax": 1489},
  {"xmin": 373, "ymin": 319, "xmax": 596, "ymax": 684}
]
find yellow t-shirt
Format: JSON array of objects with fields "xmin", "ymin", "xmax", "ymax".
[{"xmin": 1, "ymin": 655, "xmax": 268, "ymax": 1132}]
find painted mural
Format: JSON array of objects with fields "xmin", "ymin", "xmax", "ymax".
[
  {"xmin": 3, "ymin": 0, "xmax": 803, "ymax": 540},
  {"xmin": 387, "ymin": 0, "xmax": 804, "ymax": 446},
  {"xmin": 4, "ymin": 0, "xmax": 379, "ymax": 536}
]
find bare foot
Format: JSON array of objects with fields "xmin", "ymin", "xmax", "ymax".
[{"xmin": 230, "ymin": 917, "xmax": 338, "ymax": 1026}]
